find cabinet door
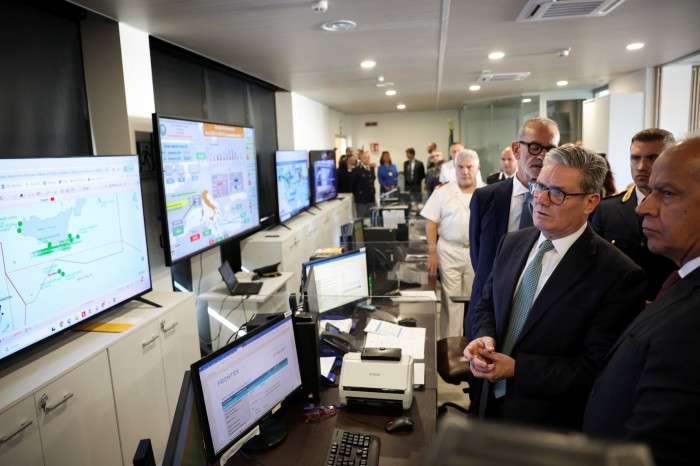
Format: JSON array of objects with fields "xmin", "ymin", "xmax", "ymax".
[
  {"xmin": 109, "ymin": 321, "xmax": 170, "ymax": 465},
  {"xmin": 159, "ymin": 296, "xmax": 200, "ymax": 420},
  {"xmin": 36, "ymin": 351, "xmax": 122, "ymax": 466},
  {"xmin": 0, "ymin": 396, "xmax": 43, "ymax": 466}
]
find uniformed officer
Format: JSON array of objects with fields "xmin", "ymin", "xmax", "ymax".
[
  {"xmin": 420, "ymin": 149, "xmax": 480, "ymax": 338},
  {"xmin": 351, "ymin": 150, "xmax": 376, "ymax": 218}
]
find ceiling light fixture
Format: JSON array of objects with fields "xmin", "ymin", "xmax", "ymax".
[
  {"xmin": 385, "ymin": 89, "xmax": 397, "ymax": 96},
  {"xmin": 522, "ymin": 98, "xmax": 532, "ymax": 103},
  {"xmin": 469, "ymin": 84, "xmax": 481, "ymax": 91},
  {"xmin": 488, "ymin": 51, "xmax": 505, "ymax": 60},
  {"xmin": 556, "ymin": 80, "xmax": 569, "ymax": 86},
  {"xmin": 397, "ymin": 103, "xmax": 406, "ymax": 110},
  {"xmin": 321, "ymin": 20, "xmax": 357, "ymax": 32},
  {"xmin": 360, "ymin": 60, "xmax": 376, "ymax": 69},
  {"xmin": 626, "ymin": 42, "xmax": 644, "ymax": 51},
  {"xmin": 558, "ymin": 47, "xmax": 572, "ymax": 57}
]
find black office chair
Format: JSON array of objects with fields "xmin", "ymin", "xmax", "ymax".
[{"xmin": 436, "ymin": 297, "xmax": 471, "ymax": 415}]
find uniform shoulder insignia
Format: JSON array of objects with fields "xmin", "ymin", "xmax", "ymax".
[
  {"xmin": 435, "ymin": 181, "xmax": 449, "ymax": 189},
  {"xmin": 621, "ymin": 184, "xmax": 636, "ymax": 203}
]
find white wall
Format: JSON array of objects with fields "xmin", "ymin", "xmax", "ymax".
[
  {"xmin": 289, "ymin": 92, "xmax": 345, "ymax": 151},
  {"xmin": 347, "ymin": 110, "xmax": 459, "ymax": 168},
  {"xmin": 608, "ymin": 67, "xmax": 656, "ymax": 128},
  {"xmin": 659, "ymin": 64, "xmax": 694, "ymax": 139}
]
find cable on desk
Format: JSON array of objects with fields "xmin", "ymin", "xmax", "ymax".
[
  {"xmin": 344, "ymin": 412, "xmax": 386, "ymax": 430},
  {"xmin": 226, "ymin": 296, "xmax": 249, "ymax": 345}
]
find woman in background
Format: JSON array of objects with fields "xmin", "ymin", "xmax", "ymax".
[{"xmin": 377, "ymin": 151, "xmax": 398, "ymax": 194}]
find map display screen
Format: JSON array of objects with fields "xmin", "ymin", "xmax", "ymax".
[
  {"xmin": 275, "ymin": 150, "xmax": 310, "ymax": 222},
  {"xmin": 155, "ymin": 116, "xmax": 260, "ymax": 265},
  {"xmin": 0, "ymin": 155, "xmax": 152, "ymax": 362}
]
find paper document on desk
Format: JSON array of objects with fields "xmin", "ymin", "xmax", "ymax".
[
  {"xmin": 364, "ymin": 321, "xmax": 426, "ymax": 360},
  {"xmin": 392, "ymin": 290, "xmax": 438, "ymax": 302},
  {"xmin": 320, "ymin": 356, "xmax": 336, "ymax": 377}
]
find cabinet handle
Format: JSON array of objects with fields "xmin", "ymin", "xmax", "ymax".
[
  {"xmin": 0, "ymin": 419, "xmax": 33, "ymax": 443},
  {"xmin": 141, "ymin": 335, "xmax": 159, "ymax": 348},
  {"xmin": 39, "ymin": 393, "xmax": 74, "ymax": 414},
  {"xmin": 161, "ymin": 320, "xmax": 179, "ymax": 333}
]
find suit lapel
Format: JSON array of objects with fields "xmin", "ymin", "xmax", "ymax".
[
  {"xmin": 516, "ymin": 226, "xmax": 597, "ymax": 343},
  {"xmin": 494, "ymin": 178, "xmax": 514, "ymax": 236},
  {"xmin": 620, "ymin": 190, "xmax": 642, "ymax": 235}
]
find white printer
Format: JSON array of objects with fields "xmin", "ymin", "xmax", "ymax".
[{"xmin": 339, "ymin": 348, "xmax": 414, "ymax": 410}]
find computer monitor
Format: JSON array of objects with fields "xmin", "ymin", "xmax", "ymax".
[
  {"xmin": 190, "ymin": 311, "xmax": 302, "ymax": 464},
  {"xmin": 309, "ymin": 149, "xmax": 337, "ymax": 205},
  {"xmin": 275, "ymin": 150, "xmax": 310, "ymax": 222},
  {"xmin": 152, "ymin": 114, "xmax": 261, "ymax": 265},
  {"xmin": 162, "ymin": 371, "xmax": 208, "ymax": 466},
  {"xmin": 352, "ymin": 218, "xmax": 365, "ymax": 248},
  {"xmin": 0, "ymin": 155, "xmax": 152, "ymax": 365},
  {"xmin": 301, "ymin": 248, "xmax": 369, "ymax": 314}
]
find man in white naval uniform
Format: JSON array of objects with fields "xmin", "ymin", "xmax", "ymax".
[{"xmin": 421, "ymin": 149, "xmax": 480, "ymax": 338}]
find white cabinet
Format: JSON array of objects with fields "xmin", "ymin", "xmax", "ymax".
[
  {"xmin": 36, "ymin": 351, "xmax": 122, "ymax": 466},
  {"xmin": 0, "ymin": 396, "xmax": 43, "ymax": 466},
  {"xmin": 0, "ymin": 291, "xmax": 199, "ymax": 466}
]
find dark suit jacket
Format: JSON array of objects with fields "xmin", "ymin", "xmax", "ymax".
[
  {"xmin": 403, "ymin": 159, "xmax": 425, "ymax": 190},
  {"xmin": 350, "ymin": 165, "xmax": 375, "ymax": 203},
  {"xmin": 486, "ymin": 171, "xmax": 506, "ymax": 184},
  {"xmin": 466, "ymin": 178, "xmax": 514, "ymax": 338},
  {"xmin": 590, "ymin": 188, "xmax": 676, "ymax": 301},
  {"xmin": 470, "ymin": 226, "xmax": 646, "ymax": 430},
  {"xmin": 583, "ymin": 267, "xmax": 700, "ymax": 466}
]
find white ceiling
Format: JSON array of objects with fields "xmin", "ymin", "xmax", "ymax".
[{"xmin": 70, "ymin": 0, "xmax": 700, "ymax": 115}]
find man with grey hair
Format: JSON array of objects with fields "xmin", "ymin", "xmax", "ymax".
[
  {"xmin": 464, "ymin": 144, "xmax": 645, "ymax": 430},
  {"xmin": 420, "ymin": 149, "xmax": 480, "ymax": 338}
]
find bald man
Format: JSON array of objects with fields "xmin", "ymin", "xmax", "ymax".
[{"xmin": 486, "ymin": 146, "xmax": 517, "ymax": 184}]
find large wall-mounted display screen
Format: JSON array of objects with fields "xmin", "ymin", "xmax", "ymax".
[
  {"xmin": 153, "ymin": 115, "xmax": 260, "ymax": 265},
  {"xmin": 0, "ymin": 155, "xmax": 152, "ymax": 363},
  {"xmin": 309, "ymin": 150, "xmax": 337, "ymax": 205},
  {"xmin": 275, "ymin": 150, "xmax": 310, "ymax": 223}
]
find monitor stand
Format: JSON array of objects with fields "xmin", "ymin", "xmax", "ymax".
[
  {"xmin": 135, "ymin": 296, "xmax": 162, "ymax": 308},
  {"xmin": 241, "ymin": 416, "xmax": 287, "ymax": 452}
]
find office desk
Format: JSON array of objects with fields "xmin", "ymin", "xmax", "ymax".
[{"xmin": 226, "ymin": 300, "xmax": 437, "ymax": 466}]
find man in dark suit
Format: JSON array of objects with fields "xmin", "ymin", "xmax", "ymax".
[
  {"xmin": 486, "ymin": 146, "xmax": 517, "ymax": 184},
  {"xmin": 403, "ymin": 147, "xmax": 425, "ymax": 198},
  {"xmin": 465, "ymin": 145, "xmax": 646, "ymax": 431},
  {"xmin": 351, "ymin": 150, "xmax": 376, "ymax": 218},
  {"xmin": 584, "ymin": 137, "xmax": 700, "ymax": 466},
  {"xmin": 466, "ymin": 117, "xmax": 560, "ymax": 339},
  {"xmin": 590, "ymin": 128, "xmax": 676, "ymax": 301}
]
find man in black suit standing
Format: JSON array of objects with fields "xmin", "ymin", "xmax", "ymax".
[
  {"xmin": 351, "ymin": 150, "xmax": 376, "ymax": 218},
  {"xmin": 590, "ymin": 128, "xmax": 676, "ymax": 301},
  {"xmin": 403, "ymin": 147, "xmax": 425, "ymax": 200},
  {"xmin": 465, "ymin": 145, "xmax": 646, "ymax": 431},
  {"xmin": 584, "ymin": 137, "xmax": 700, "ymax": 466},
  {"xmin": 486, "ymin": 146, "xmax": 517, "ymax": 184},
  {"xmin": 466, "ymin": 117, "xmax": 560, "ymax": 339}
]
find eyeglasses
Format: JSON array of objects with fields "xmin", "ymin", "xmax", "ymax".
[
  {"xmin": 528, "ymin": 181, "xmax": 592, "ymax": 205},
  {"xmin": 518, "ymin": 141, "xmax": 558, "ymax": 156},
  {"xmin": 303, "ymin": 405, "xmax": 343, "ymax": 422}
]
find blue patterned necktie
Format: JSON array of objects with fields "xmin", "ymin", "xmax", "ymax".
[
  {"xmin": 494, "ymin": 239, "xmax": 554, "ymax": 398},
  {"xmin": 518, "ymin": 192, "xmax": 534, "ymax": 229}
]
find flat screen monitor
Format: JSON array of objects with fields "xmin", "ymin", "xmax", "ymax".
[
  {"xmin": 309, "ymin": 150, "xmax": 337, "ymax": 205},
  {"xmin": 190, "ymin": 311, "xmax": 302, "ymax": 464},
  {"xmin": 302, "ymin": 248, "xmax": 369, "ymax": 313},
  {"xmin": 275, "ymin": 150, "xmax": 310, "ymax": 222},
  {"xmin": 0, "ymin": 155, "xmax": 152, "ymax": 364},
  {"xmin": 162, "ymin": 371, "xmax": 208, "ymax": 466},
  {"xmin": 153, "ymin": 114, "xmax": 260, "ymax": 265}
]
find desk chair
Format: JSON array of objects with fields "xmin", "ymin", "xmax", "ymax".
[{"xmin": 437, "ymin": 296, "xmax": 471, "ymax": 415}]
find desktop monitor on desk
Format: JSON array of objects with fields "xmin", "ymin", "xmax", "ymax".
[
  {"xmin": 162, "ymin": 371, "xmax": 208, "ymax": 466},
  {"xmin": 301, "ymin": 248, "xmax": 369, "ymax": 314},
  {"xmin": 190, "ymin": 312, "xmax": 302, "ymax": 464}
]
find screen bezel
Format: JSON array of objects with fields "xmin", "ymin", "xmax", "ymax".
[
  {"xmin": 274, "ymin": 150, "xmax": 311, "ymax": 223},
  {"xmin": 152, "ymin": 113, "xmax": 262, "ymax": 266},
  {"xmin": 0, "ymin": 154, "xmax": 153, "ymax": 368},
  {"xmin": 190, "ymin": 311, "xmax": 302, "ymax": 463},
  {"xmin": 300, "ymin": 248, "xmax": 369, "ymax": 313},
  {"xmin": 308, "ymin": 149, "xmax": 338, "ymax": 205}
]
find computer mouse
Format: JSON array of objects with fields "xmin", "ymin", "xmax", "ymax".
[
  {"xmin": 398, "ymin": 317, "xmax": 417, "ymax": 327},
  {"xmin": 385, "ymin": 416, "xmax": 414, "ymax": 433}
]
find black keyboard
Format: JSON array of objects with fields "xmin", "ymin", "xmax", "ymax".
[{"xmin": 324, "ymin": 428, "xmax": 381, "ymax": 466}]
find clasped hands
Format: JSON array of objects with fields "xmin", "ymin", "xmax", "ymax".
[{"xmin": 463, "ymin": 336, "xmax": 515, "ymax": 382}]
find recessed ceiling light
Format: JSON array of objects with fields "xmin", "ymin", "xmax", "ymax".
[
  {"xmin": 360, "ymin": 60, "xmax": 376, "ymax": 69},
  {"xmin": 522, "ymin": 98, "xmax": 532, "ymax": 103},
  {"xmin": 488, "ymin": 51, "xmax": 505, "ymax": 60},
  {"xmin": 397, "ymin": 103, "xmax": 406, "ymax": 110},
  {"xmin": 469, "ymin": 85, "xmax": 481, "ymax": 91},
  {"xmin": 385, "ymin": 89, "xmax": 397, "ymax": 96},
  {"xmin": 557, "ymin": 80, "xmax": 569, "ymax": 87},
  {"xmin": 321, "ymin": 20, "xmax": 357, "ymax": 32},
  {"xmin": 626, "ymin": 42, "xmax": 644, "ymax": 51}
]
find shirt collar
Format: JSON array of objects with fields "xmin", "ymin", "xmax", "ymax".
[
  {"xmin": 635, "ymin": 186, "xmax": 646, "ymax": 205},
  {"xmin": 680, "ymin": 256, "xmax": 700, "ymax": 278},
  {"xmin": 512, "ymin": 177, "xmax": 530, "ymax": 197},
  {"xmin": 536, "ymin": 221, "xmax": 588, "ymax": 257}
]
